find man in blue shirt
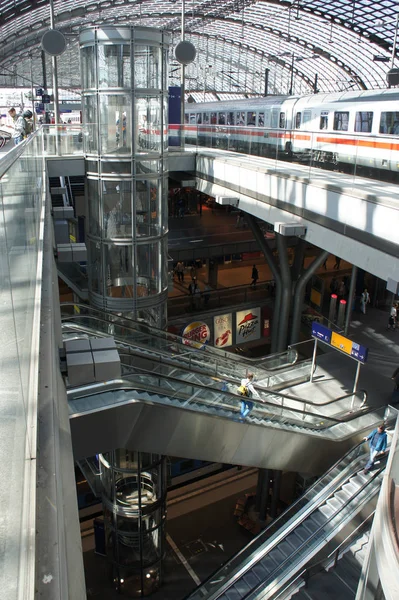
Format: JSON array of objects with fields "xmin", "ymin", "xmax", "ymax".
[{"xmin": 363, "ymin": 424, "xmax": 387, "ymax": 473}]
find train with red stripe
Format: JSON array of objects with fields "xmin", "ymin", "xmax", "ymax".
[{"xmin": 182, "ymin": 89, "xmax": 399, "ymax": 175}]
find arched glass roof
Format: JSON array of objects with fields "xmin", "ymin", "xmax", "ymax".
[{"xmin": 0, "ymin": 1, "xmax": 398, "ymax": 97}]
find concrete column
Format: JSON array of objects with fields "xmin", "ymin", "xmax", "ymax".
[
  {"xmin": 291, "ymin": 238, "xmax": 306, "ymax": 284},
  {"xmin": 275, "ymin": 233, "xmax": 291, "ymax": 351},
  {"xmin": 344, "ymin": 265, "xmax": 357, "ymax": 336},
  {"xmin": 291, "ymin": 250, "xmax": 329, "ymax": 345},
  {"xmin": 256, "ymin": 468, "xmax": 270, "ymax": 521},
  {"xmin": 269, "ymin": 470, "xmax": 282, "ymax": 519},
  {"xmin": 244, "ymin": 214, "xmax": 281, "ymax": 353}
]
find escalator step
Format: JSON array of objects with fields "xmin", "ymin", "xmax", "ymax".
[
  {"xmin": 232, "ymin": 579, "xmax": 251, "ymax": 596},
  {"xmin": 252, "ymin": 561, "xmax": 270, "ymax": 581},
  {"xmin": 242, "ymin": 570, "xmax": 261, "ymax": 587},
  {"xmin": 318, "ymin": 504, "xmax": 334, "ymax": 518},
  {"xmin": 284, "ymin": 532, "xmax": 305, "ymax": 551}
]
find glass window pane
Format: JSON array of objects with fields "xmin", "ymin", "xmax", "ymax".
[
  {"xmin": 380, "ymin": 112, "xmax": 399, "ymax": 134},
  {"xmin": 279, "ymin": 112, "xmax": 286, "ymax": 128},
  {"xmin": 83, "ymin": 95, "xmax": 98, "ymax": 153},
  {"xmin": 87, "ymin": 179, "xmax": 100, "ymax": 236},
  {"xmin": 98, "ymin": 45, "xmax": 131, "ymax": 88},
  {"xmin": 105, "ymin": 245, "xmax": 133, "ymax": 299},
  {"xmin": 354, "ymin": 111, "xmax": 373, "ymax": 133},
  {"xmin": 135, "ymin": 96, "xmax": 161, "ymax": 153},
  {"xmin": 295, "ymin": 113, "xmax": 301, "ymax": 128},
  {"xmin": 88, "ymin": 240, "xmax": 103, "ymax": 294},
  {"xmin": 137, "ymin": 242, "xmax": 161, "ymax": 296},
  {"xmin": 99, "ymin": 94, "xmax": 131, "ymax": 154},
  {"xmin": 134, "ymin": 45, "xmax": 161, "ymax": 89},
  {"xmin": 103, "ymin": 180, "xmax": 132, "ymax": 238},
  {"xmin": 135, "ymin": 179, "xmax": 160, "ymax": 237},
  {"xmin": 81, "ymin": 46, "xmax": 96, "ymax": 89},
  {"xmin": 258, "ymin": 113, "xmax": 264, "ymax": 126},
  {"xmin": 333, "ymin": 111, "xmax": 349, "ymax": 131}
]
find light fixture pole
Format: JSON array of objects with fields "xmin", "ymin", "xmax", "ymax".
[
  {"xmin": 49, "ymin": 0, "xmax": 60, "ymax": 124},
  {"xmin": 180, "ymin": 0, "xmax": 185, "ymax": 137},
  {"xmin": 390, "ymin": 13, "xmax": 399, "ymax": 69},
  {"xmin": 289, "ymin": 53, "xmax": 295, "ymax": 95}
]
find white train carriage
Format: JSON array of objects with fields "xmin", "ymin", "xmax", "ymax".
[{"xmin": 184, "ymin": 89, "xmax": 399, "ymax": 174}]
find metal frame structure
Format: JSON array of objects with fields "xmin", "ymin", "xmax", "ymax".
[{"xmin": 0, "ymin": 1, "xmax": 398, "ymax": 97}]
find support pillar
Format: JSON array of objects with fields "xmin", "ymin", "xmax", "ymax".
[
  {"xmin": 207, "ymin": 258, "xmax": 218, "ymax": 289},
  {"xmin": 275, "ymin": 233, "xmax": 291, "ymax": 351},
  {"xmin": 245, "ymin": 214, "xmax": 281, "ymax": 353},
  {"xmin": 269, "ymin": 470, "xmax": 282, "ymax": 519},
  {"xmin": 291, "ymin": 238, "xmax": 306, "ymax": 285},
  {"xmin": 291, "ymin": 250, "xmax": 329, "ymax": 345},
  {"xmin": 344, "ymin": 265, "xmax": 357, "ymax": 336},
  {"xmin": 256, "ymin": 468, "xmax": 270, "ymax": 522}
]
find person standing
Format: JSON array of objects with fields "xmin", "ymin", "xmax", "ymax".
[
  {"xmin": 175, "ymin": 261, "xmax": 184, "ymax": 283},
  {"xmin": 203, "ymin": 282, "xmax": 211, "ymax": 307},
  {"xmin": 360, "ymin": 288, "xmax": 370, "ymax": 314},
  {"xmin": 250, "ymin": 265, "xmax": 259, "ymax": 287},
  {"xmin": 8, "ymin": 107, "xmax": 25, "ymax": 145},
  {"xmin": 238, "ymin": 373, "xmax": 260, "ymax": 419},
  {"xmin": 388, "ymin": 303, "xmax": 397, "ymax": 330},
  {"xmin": 363, "ymin": 424, "xmax": 387, "ymax": 473}
]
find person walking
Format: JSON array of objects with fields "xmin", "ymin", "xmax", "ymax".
[
  {"xmin": 237, "ymin": 373, "xmax": 260, "ymax": 419},
  {"xmin": 387, "ymin": 303, "xmax": 397, "ymax": 330},
  {"xmin": 363, "ymin": 424, "xmax": 387, "ymax": 473},
  {"xmin": 360, "ymin": 288, "xmax": 370, "ymax": 314},
  {"xmin": 250, "ymin": 265, "xmax": 259, "ymax": 287},
  {"xmin": 322, "ymin": 256, "xmax": 329, "ymax": 270},
  {"xmin": 175, "ymin": 261, "xmax": 184, "ymax": 283},
  {"xmin": 333, "ymin": 256, "xmax": 341, "ymax": 270}
]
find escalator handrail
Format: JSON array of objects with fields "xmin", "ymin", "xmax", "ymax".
[
  {"xmin": 119, "ymin": 347, "xmax": 366, "ymax": 409},
  {"xmin": 188, "ymin": 450, "xmax": 386, "ymax": 600},
  {"xmin": 215, "ymin": 460, "xmax": 386, "ymax": 600},
  {"xmin": 60, "ymin": 302, "xmax": 299, "ymax": 368},
  {"xmin": 184, "ymin": 440, "xmax": 369, "ymax": 598},
  {"xmin": 64, "ymin": 322, "xmax": 367, "ymax": 411}
]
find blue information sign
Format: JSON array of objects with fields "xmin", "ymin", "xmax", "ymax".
[
  {"xmin": 312, "ymin": 321, "xmax": 368, "ymax": 364},
  {"xmin": 311, "ymin": 322, "xmax": 332, "ymax": 344}
]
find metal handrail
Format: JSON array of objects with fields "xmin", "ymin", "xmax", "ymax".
[
  {"xmin": 64, "ymin": 322, "xmax": 366, "ymax": 411},
  {"xmin": 60, "ymin": 302, "xmax": 299, "ymax": 368},
  {"xmin": 188, "ymin": 447, "xmax": 386, "ymax": 600}
]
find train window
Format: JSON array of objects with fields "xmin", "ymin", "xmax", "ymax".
[
  {"xmin": 319, "ymin": 111, "xmax": 329, "ymax": 130},
  {"xmin": 236, "ymin": 111, "xmax": 245, "ymax": 125},
  {"xmin": 218, "ymin": 112, "xmax": 226, "ymax": 125},
  {"xmin": 184, "ymin": 113, "xmax": 189, "ymax": 124},
  {"xmin": 295, "ymin": 113, "xmax": 301, "ymax": 128},
  {"xmin": 189, "ymin": 114, "xmax": 196, "ymax": 124},
  {"xmin": 380, "ymin": 111, "xmax": 399, "ymax": 134},
  {"xmin": 271, "ymin": 109, "xmax": 279, "ymax": 128},
  {"xmin": 354, "ymin": 111, "xmax": 373, "ymax": 133},
  {"xmin": 227, "ymin": 112, "xmax": 234, "ymax": 125},
  {"xmin": 258, "ymin": 113, "xmax": 264, "ymax": 126},
  {"xmin": 247, "ymin": 112, "xmax": 256, "ymax": 126},
  {"xmin": 196, "ymin": 113, "xmax": 202, "ymax": 124},
  {"xmin": 279, "ymin": 113, "xmax": 286, "ymax": 128},
  {"xmin": 210, "ymin": 112, "xmax": 217, "ymax": 124},
  {"xmin": 203, "ymin": 113, "xmax": 210, "ymax": 124},
  {"xmin": 333, "ymin": 111, "xmax": 349, "ymax": 131},
  {"xmin": 264, "ymin": 111, "xmax": 271, "ymax": 127},
  {"xmin": 303, "ymin": 110, "xmax": 312, "ymax": 126}
]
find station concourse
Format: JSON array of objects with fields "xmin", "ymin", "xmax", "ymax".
[{"xmin": 1, "ymin": 2, "xmax": 399, "ymax": 600}]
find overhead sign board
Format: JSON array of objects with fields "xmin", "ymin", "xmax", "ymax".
[{"xmin": 312, "ymin": 321, "xmax": 368, "ymax": 364}]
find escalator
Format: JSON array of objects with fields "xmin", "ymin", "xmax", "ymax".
[
  {"xmin": 185, "ymin": 441, "xmax": 389, "ymax": 600},
  {"xmin": 63, "ymin": 303, "xmax": 392, "ymax": 473}
]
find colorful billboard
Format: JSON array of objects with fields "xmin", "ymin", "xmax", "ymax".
[
  {"xmin": 213, "ymin": 313, "xmax": 233, "ymax": 348},
  {"xmin": 182, "ymin": 321, "xmax": 211, "ymax": 349},
  {"xmin": 236, "ymin": 308, "xmax": 261, "ymax": 344}
]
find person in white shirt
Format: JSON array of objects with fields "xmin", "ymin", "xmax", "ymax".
[
  {"xmin": 239, "ymin": 373, "xmax": 260, "ymax": 419},
  {"xmin": 388, "ymin": 303, "xmax": 397, "ymax": 331},
  {"xmin": 360, "ymin": 288, "xmax": 370, "ymax": 314}
]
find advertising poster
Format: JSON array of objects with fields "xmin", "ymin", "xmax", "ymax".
[
  {"xmin": 236, "ymin": 308, "xmax": 261, "ymax": 344},
  {"xmin": 213, "ymin": 313, "xmax": 233, "ymax": 348},
  {"xmin": 182, "ymin": 321, "xmax": 211, "ymax": 349}
]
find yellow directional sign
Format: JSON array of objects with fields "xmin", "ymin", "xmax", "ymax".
[{"xmin": 331, "ymin": 331, "xmax": 353, "ymax": 355}]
